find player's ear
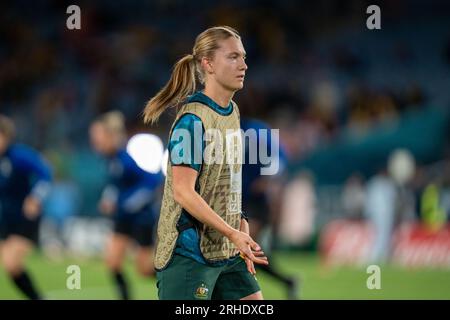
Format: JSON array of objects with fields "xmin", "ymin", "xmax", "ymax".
[{"xmin": 201, "ymin": 57, "xmax": 214, "ymax": 74}]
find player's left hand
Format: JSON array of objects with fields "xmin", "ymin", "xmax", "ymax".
[
  {"xmin": 23, "ymin": 196, "xmax": 41, "ymax": 220},
  {"xmin": 99, "ymin": 199, "xmax": 116, "ymax": 216}
]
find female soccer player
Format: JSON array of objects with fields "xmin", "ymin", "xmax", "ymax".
[
  {"xmin": 89, "ymin": 111, "xmax": 163, "ymax": 300},
  {"xmin": 0, "ymin": 115, "xmax": 52, "ymax": 300},
  {"xmin": 143, "ymin": 26, "xmax": 268, "ymax": 300}
]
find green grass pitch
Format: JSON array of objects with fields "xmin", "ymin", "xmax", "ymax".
[{"xmin": 1, "ymin": 251, "xmax": 449, "ymax": 299}]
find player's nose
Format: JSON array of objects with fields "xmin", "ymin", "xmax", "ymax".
[{"xmin": 240, "ymin": 59, "xmax": 248, "ymax": 71}]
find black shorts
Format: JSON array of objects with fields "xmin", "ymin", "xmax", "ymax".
[
  {"xmin": 0, "ymin": 217, "xmax": 40, "ymax": 245},
  {"xmin": 114, "ymin": 220, "xmax": 155, "ymax": 247}
]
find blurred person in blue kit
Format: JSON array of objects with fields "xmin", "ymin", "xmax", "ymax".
[
  {"xmin": 241, "ymin": 117, "xmax": 299, "ymax": 299},
  {"xmin": 89, "ymin": 111, "xmax": 163, "ymax": 299},
  {"xmin": 0, "ymin": 115, "xmax": 52, "ymax": 300}
]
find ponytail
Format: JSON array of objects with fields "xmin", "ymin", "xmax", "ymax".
[
  {"xmin": 143, "ymin": 54, "xmax": 196, "ymax": 124},
  {"xmin": 143, "ymin": 26, "xmax": 240, "ymax": 125}
]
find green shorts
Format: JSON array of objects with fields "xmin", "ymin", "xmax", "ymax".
[{"xmin": 156, "ymin": 254, "xmax": 261, "ymax": 300}]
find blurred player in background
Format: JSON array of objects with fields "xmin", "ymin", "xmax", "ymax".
[
  {"xmin": 0, "ymin": 115, "xmax": 52, "ymax": 300},
  {"xmin": 143, "ymin": 26, "xmax": 268, "ymax": 300},
  {"xmin": 241, "ymin": 117, "xmax": 299, "ymax": 299},
  {"xmin": 89, "ymin": 111, "xmax": 163, "ymax": 300}
]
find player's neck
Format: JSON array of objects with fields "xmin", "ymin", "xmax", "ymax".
[{"xmin": 203, "ymin": 85, "xmax": 234, "ymax": 109}]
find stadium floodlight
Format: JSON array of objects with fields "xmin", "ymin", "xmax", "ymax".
[
  {"xmin": 161, "ymin": 149, "xmax": 169, "ymax": 176},
  {"xmin": 126, "ymin": 133, "xmax": 164, "ymax": 174}
]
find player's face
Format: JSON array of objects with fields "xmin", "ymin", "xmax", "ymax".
[
  {"xmin": 89, "ymin": 122, "xmax": 113, "ymax": 155},
  {"xmin": 209, "ymin": 37, "xmax": 247, "ymax": 92},
  {"xmin": 0, "ymin": 133, "xmax": 9, "ymax": 155}
]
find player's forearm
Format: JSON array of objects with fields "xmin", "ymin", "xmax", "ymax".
[{"xmin": 174, "ymin": 188, "xmax": 236, "ymax": 238}]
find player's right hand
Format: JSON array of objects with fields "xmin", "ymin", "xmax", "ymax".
[
  {"xmin": 99, "ymin": 200, "xmax": 116, "ymax": 216},
  {"xmin": 229, "ymin": 230, "xmax": 269, "ymax": 266},
  {"xmin": 23, "ymin": 196, "xmax": 41, "ymax": 220}
]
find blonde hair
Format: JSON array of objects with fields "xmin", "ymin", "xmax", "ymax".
[
  {"xmin": 94, "ymin": 111, "xmax": 127, "ymax": 143},
  {"xmin": 0, "ymin": 114, "xmax": 16, "ymax": 141},
  {"xmin": 143, "ymin": 26, "xmax": 241, "ymax": 124}
]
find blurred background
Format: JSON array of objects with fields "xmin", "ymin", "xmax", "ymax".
[{"xmin": 1, "ymin": 0, "xmax": 449, "ymax": 299}]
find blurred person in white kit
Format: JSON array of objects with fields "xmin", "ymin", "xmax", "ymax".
[{"xmin": 364, "ymin": 149, "xmax": 415, "ymax": 263}]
